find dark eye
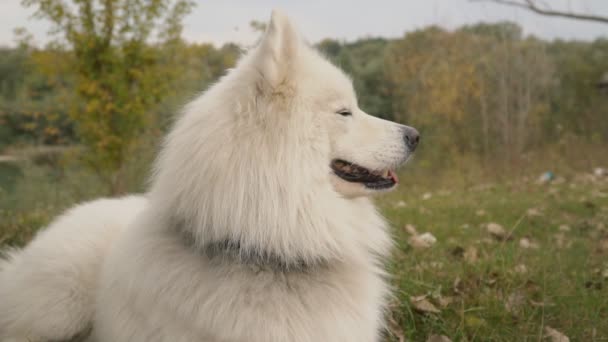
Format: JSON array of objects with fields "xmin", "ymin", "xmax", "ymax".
[{"xmin": 336, "ymin": 109, "xmax": 352, "ymax": 116}]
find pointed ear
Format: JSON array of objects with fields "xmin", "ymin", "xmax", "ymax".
[{"xmin": 255, "ymin": 10, "xmax": 300, "ymax": 89}]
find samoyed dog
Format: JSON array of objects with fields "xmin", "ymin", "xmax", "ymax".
[{"xmin": 0, "ymin": 10, "xmax": 419, "ymax": 342}]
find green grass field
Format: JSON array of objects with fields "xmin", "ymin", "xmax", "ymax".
[
  {"xmin": 1, "ymin": 164, "xmax": 607, "ymax": 341},
  {"xmin": 380, "ymin": 173, "xmax": 608, "ymax": 341}
]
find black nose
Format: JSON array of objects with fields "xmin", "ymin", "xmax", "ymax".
[{"xmin": 403, "ymin": 127, "xmax": 420, "ymax": 151}]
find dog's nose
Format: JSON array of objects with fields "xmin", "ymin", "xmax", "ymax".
[{"xmin": 403, "ymin": 127, "xmax": 420, "ymax": 151}]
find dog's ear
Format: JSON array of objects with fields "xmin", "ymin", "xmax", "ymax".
[{"xmin": 255, "ymin": 10, "xmax": 300, "ymax": 90}]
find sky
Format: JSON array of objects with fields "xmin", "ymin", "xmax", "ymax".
[{"xmin": 0, "ymin": 0, "xmax": 607, "ymax": 47}]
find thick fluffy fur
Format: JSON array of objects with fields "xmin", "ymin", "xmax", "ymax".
[{"xmin": 0, "ymin": 11, "xmax": 417, "ymax": 342}]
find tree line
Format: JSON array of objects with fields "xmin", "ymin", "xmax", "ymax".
[{"xmin": 1, "ymin": 19, "xmax": 607, "ymax": 192}]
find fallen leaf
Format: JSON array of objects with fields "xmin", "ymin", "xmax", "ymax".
[
  {"xmin": 408, "ymin": 232, "xmax": 437, "ymax": 249},
  {"xmin": 437, "ymin": 296, "xmax": 454, "ymax": 308},
  {"xmin": 487, "ymin": 222, "xmax": 507, "ymax": 240},
  {"xmin": 519, "ymin": 237, "xmax": 540, "ymax": 249},
  {"xmin": 599, "ymin": 239, "xmax": 608, "ymax": 252},
  {"xmin": 453, "ymin": 277, "xmax": 464, "ymax": 295},
  {"xmin": 554, "ymin": 233, "xmax": 572, "ymax": 249},
  {"xmin": 410, "ymin": 295, "xmax": 440, "ymax": 314},
  {"xmin": 505, "ymin": 290, "xmax": 526, "ymax": 315},
  {"xmin": 514, "ymin": 264, "xmax": 528, "ymax": 274},
  {"xmin": 529, "ymin": 299, "xmax": 554, "ymax": 308},
  {"xmin": 545, "ymin": 326, "xmax": 570, "ymax": 342},
  {"xmin": 464, "ymin": 246, "xmax": 478, "ymax": 264},
  {"xmin": 526, "ymin": 208, "xmax": 543, "ymax": 217},
  {"xmin": 404, "ymin": 223, "xmax": 418, "ymax": 235},
  {"xmin": 426, "ymin": 335, "xmax": 452, "ymax": 342},
  {"xmin": 394, "ymin": 200, "xmax": 407, "ymax": 208}
]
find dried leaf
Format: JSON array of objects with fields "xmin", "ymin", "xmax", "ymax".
[
  {"xmin": 464, "ymin": 246, "xmax": 478, "ymax": 264},
  {"xmin": 437, "ymin": 296, "xmax": 454, "ymax": 308},
  {"xmin": 554, "ymin": 233, "xmax": 572, "ymax": 249},
  {"xmin": 410, "ymin": 295, "xmax": 440, "ymax": 314},
  {"xmin": 505, "ymin": 290, "xmax": 526, "ymax": 315},
  {"xmin": 529, "ymin": 299, "xmax": 554, "ymax": 308},
  {"xmin": 426, "ymin": 335, "xmax": 452, "ymax": 342},
  {"xmin": 519, "ymin": 237, "xmax": 540, "ymax": 249},
  {"xmin": 526, "ymin": 208, "xmax": 543, "ymax": 217},
  {"xmin": 545, "ymin": 326, "xmax": 570, "ymax": 342},
  {"xmin": 514, "ymin": 264, "xmax": 528, "ymax": 274},
  {"xmin": 408, "ymin": 232, "xmax": 437, "ymax": 249},
  {"xmin": 404, "ymin": 223, "xmax": 418, "ymax": 235},
  {"xmin": 394, "ymin": 200, "xmax": 407, "ymax": 208},
  {"xmin": 487, "ymin": 222, "xmax": 507, "ymax": 240}
]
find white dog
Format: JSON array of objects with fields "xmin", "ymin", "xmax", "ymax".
[{"xmin": 0, "ymin": 10, "xmax": 419, "ymax": 342}]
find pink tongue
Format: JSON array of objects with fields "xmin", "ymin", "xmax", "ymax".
[{"xmin": 388, "ymin": 170, "xmax": 399, "ymax": 183}]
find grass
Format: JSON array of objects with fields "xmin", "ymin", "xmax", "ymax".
[
  {"xmin": 379, "ymin": 173, "xmax": 608, "ymax": 341},
  {"xmin": 1, "ymin": 162, "xmax": 607, "ymax": 341}
]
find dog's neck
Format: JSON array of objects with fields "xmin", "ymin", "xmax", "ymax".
[{"xmin": 174, "ymin": 219, "xmax": 324, "ymax": 273}]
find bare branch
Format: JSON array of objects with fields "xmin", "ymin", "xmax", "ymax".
[{"xmin": 471, "ymin": 0, "xmax": 608, "ymax": 24}]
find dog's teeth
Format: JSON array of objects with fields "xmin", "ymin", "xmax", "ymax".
[{"xmin": 383, "ymin": 170, "xmax": 389, "ymax": 178}]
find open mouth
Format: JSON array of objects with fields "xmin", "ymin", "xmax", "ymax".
[{"xmin": 330, "ymin": 159, "xmax": 399, "ymax": 190}]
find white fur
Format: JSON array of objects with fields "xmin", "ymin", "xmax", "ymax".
[{"xmin": 0, "ymin": 10, "xmax": 416, "ymax": 342}]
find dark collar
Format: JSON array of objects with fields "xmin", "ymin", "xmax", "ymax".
[{"xmin": 174, "ymin": 220, "xmax": 322, "ymax": 273}]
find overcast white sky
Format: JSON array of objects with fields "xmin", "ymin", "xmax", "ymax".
[{"xmin": 0, "ymin": 0, "xmax": 606, "ymax": 47}]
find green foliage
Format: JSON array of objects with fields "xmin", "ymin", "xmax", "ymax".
[
  {"xmin": 20, "ymin": 0, "xmax": 195, "ymax": 194},
  {"xmin": 1, "ymin": 19, "xmax": 606, "ymax": 188}
]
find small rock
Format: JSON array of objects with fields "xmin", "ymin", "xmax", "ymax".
[
  {"xmin": 395, "ymin": 200, "xmax": 407, "ymax": 208},
  {"xmin": 594, "ymin": 167, "xmax": 606, "ymax": 177},
  {"xmin": 422, "ymin": 192, "xmax": 432, "ymax": 200}
]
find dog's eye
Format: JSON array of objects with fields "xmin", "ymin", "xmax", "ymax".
[{"xmin": 336, "ymin": 109, "xmax": 352, "ymax": 117}]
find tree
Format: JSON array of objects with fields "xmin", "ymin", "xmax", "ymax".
[
  {"xmin": 471, "ymin": 0, "xmax": 608, "ymax": 24},
  {"xmin": 21, "ymin": 0, "xmax": 195, "ymax": 194}
]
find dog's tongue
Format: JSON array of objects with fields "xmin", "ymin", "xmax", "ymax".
[{"xmin": 388, "ymin": 170, "xmax": 399, "ymax": 183}]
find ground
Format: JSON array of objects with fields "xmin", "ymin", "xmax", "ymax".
[
  {"xmin": 1, "ymin": 166, "xmax": 607, "ymax": 341},
  {"xmin": 380, "ymin": 173, "xmax": 608, "ymax": 341}
]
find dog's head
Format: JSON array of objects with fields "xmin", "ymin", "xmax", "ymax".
[
  {"xmin": 152, "ymin": 10, "xmax": 414, "ymax": 260},
  {"xmin": 248, "ymin": 10, "xmax": 419, "ymax": 197}
]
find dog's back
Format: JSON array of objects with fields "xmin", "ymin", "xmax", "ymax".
[{"xmin": 0, "ymin": 196, "xmax": 146, "ymax": 341}]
